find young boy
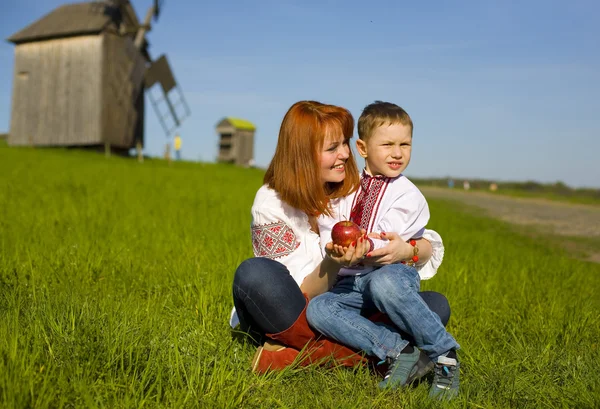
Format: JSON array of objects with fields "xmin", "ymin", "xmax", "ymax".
[{"xmin": 307, "ymin": 101, "xmax": 460, "ymax": 399}]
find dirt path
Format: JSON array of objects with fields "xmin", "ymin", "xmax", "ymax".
[{"xmin": 421, "ymin": 187, "xmax": 600, "ymax": 262}]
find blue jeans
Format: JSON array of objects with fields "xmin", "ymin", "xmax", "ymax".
[
  {"xmin": 233, "ymin": 258, "xmax": 308, "ymax": 344},
  {"xmin": 307, "ymin": 263, "xmax": 460, "ymax": 361}
]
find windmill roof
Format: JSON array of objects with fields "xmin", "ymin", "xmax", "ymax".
[
  {"xmin": 7, "ymin": 2, "xmax": 130, "ymax": 44},
  {"xmin": 218, "ymin": 117, "xmax": 256, "ymax": 131}
]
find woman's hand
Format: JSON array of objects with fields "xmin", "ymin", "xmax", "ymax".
[
  {"xmin": 362, "ymin": 232, "xmax": 432, "ymax": 266},
  {"xmin": 325, "ymin": 232, "xmax": 370, "ymax": 267}
]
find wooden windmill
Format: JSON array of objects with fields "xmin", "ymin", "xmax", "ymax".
[{"xmin": 6, "ymin": 0, "xmax": 190, "ymax": 152}]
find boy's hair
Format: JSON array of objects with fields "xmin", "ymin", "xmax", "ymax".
[
  {"xmin": 264, "ymin": 100, "xmax": 360, "ymax": 217},
  {"xmin": 357, "ymin": 101, "xmax": 413, "ymax": 141}
]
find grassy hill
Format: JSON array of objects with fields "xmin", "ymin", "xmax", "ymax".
[{"xmin": 1, "ymin": 144, "xmax": 599, "ymax": 408}]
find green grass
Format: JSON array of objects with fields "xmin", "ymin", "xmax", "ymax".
[
  {"xmin": 1, "ymin": 145, "xmax": 599, "ymax": 408},
  {"xmin": 412, "ymin": 178, "xmax": 600, "ymax": 207},
  {"xmin": 473, "ymin": 188, "xmax": 600, "ymax": 207},
  {"xmin": 418, "ymin": 184, "xmax": 600, "ymax": 207}
]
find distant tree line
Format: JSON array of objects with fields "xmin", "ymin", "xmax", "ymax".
[{"xmin": 409, "ymin": 177, "xmax": 600, "ymax": 201}]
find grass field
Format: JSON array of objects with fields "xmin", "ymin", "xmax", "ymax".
[
  {"xmin": 480, "ymin": 188, "xmax": 600, "ymax": 207},
  {"xmin": 411, "ymin": 176, "xmax": 600, "ymax": 207},
  {"xmin": 1, "ymin": 144, "xmax": 599, "ymax": 408},
  {"xmin": 426, "ymin": 187, "xmax": 600, "ymax": 207}
]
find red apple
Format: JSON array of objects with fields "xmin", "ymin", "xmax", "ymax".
[{"xmin": 331, "ymin": 220, "xmax": 362, "ymax": 247}]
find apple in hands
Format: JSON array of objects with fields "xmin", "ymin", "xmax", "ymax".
[
  {"xmin": 328, "ymin": 220, "xmax": 369, "ymax": 266},
  {"xmin": 331, "ymin": 220, "xmax": 362, "ymax": 248}
]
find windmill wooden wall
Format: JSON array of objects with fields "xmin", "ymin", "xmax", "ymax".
[
  {"xmin": 9, "ymin": 36, "xmax": 104, "ymax": 146},
  {"xmin": 102, "ymin": 33, "xmax": 145, "ymax": 148},
  {"xmin": 7, "ymin": 2, "xmax": 146, "ymax": 151},
  {"xmin": 8, "ymin": 34, "xmax": 144, "ymax": 150}
]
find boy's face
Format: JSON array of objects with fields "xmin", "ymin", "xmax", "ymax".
[{"xmin": 356, "ymin": 123, "xmax": 412, "ymax": 178}]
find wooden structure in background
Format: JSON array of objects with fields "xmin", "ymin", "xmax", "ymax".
[
  {"xmin": 6, "ymin": 1, "xmax": 189, "ymax": 152},
  {"xmin": 216, "ymin": 117, "xmax": 255, "ymax": 166}
]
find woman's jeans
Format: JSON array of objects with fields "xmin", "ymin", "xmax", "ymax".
[
  {"xmin": 233, "ymin": 257, "xmax": 452, "ymax": 351},
  {"xmin": 307, "ymin": 263, "xmax": 460, "ymax": 361}
]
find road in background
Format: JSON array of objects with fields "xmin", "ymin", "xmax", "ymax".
[{"xmin": 421, "ymin": 187, "xmax": 600, "ymax": 262}]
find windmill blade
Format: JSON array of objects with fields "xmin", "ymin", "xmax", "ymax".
[
  {"xmin": 110, "ymin": 1, "xmax": 189, "ymax": 143},
  {"xmin": 154, "ymin": 0, "xmax": 164, "ymax": 18},
  {"xmin": 145, "ymin": 54, "xmax": 176, "ymax": 92},
  {"xmin": 145, "ymin": 54, "xmax": 190, "ymax": 136}
]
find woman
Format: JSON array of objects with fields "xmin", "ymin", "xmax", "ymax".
[{"xmin": 231, "ymin": 101, "xmax": 447, "ymax": 372}]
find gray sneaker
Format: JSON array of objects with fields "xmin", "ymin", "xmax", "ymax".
[
  {"xmin": 429, "ymin": 355, "xmax": 460, "ymax": 400},
  {"xmin": 378, "ymin": 349, "xmax": 434, "ymax": 389}
]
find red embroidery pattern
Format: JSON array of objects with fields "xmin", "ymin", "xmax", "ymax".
[
  {"xmin": 252, "ymin": 221, "xmax": 299, "ymax": 259},
  {"xmin": 351, "ymin": 176, "xmax": 388, "ymax": 231}
]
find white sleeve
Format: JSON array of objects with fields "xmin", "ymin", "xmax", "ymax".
[
  {"xmin": 232, "ymin": 209, "xmax": 301, "ymax": 329},
  {"xmin": 230, "ymin": 195, "xmax": 303, "ymax": 330},
  {"xmin": 416, "ymin": 229, "xmax": 444, "ymax": 280},
  {"xmin": 319, "ymin": 220, "xmax": 333, "ymax": 258},
  {"xmin": 250, "ymin": 203, "xmax": 299, "ymax": 266},
  {"xmin": 317, "ymin": 197, "xmax": 346, "ymax": 257},
  {"xmin": 378, "ymin": 188, "xmax": 430, "ymax": 241}
]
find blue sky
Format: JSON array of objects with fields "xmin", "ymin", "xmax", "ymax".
[{"xmin": 1, "ymin": 0, "xmax": 599, "ymax": 187}]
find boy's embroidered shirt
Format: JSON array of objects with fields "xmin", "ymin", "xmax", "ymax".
[
  {"xmin": 351, "ymin": 173, "xmax": 391, "ymax": 232},
  {"xmin": 318, "ymin": 170, "xmax": 431, "ymax": 277}
]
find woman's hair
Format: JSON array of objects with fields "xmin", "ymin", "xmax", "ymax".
[{"xmin": 264, "ymin": 100, "xmax": 360, "ymax": 216}]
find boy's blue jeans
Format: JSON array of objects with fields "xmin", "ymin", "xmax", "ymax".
[{"xmin": 307, "ymin": 263, "xmax": 460, "ymax": 361}]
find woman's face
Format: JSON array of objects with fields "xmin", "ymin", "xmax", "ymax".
[{"xmin": 320, "ymin": 131, "xmax": 351, "ymax": 184}]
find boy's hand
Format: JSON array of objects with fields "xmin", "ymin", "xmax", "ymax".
[{"xmin": 362, "ymin": 231, "xmax": 413, "ymax": 265}]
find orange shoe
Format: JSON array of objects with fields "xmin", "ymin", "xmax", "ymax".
[
  {"xmin": 251, "ymin": 340, "xmax": 300, "ymax": 373},
  {"xmin": 265, "ymin": 294, "xmax": 367, "ymax": 369}
]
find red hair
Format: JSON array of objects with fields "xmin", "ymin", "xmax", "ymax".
[{"xmin": 264, "ymin": 101, "xmax": 360, "ymax": 216}]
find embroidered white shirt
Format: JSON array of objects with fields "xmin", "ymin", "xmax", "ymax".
[
  {"xmin": 318, "ymin": 171, "xmax": 434, "ymax": 278},
  {"xmin": 230, "ymin": 185, "xmax": 322, "ymax": 328},
  {"xmin": 229, "ymin": 183, "xmax": 444, "ymax": 328},
  {"xmin": 249, "ymin": 185, "xmax": 324, "ymax": 287}
]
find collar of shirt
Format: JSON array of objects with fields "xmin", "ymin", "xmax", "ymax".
[
  {"xmin": 361, "ymin": 168, "xmax": 388, "ymax": 190},
  {"xmin": 361, "ymin": 168, "xmax": 405, "ymax": 189}
]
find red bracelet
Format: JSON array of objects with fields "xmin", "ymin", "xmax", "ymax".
[{"xmin": 401, "ymin": 239, "xmax": 419, "ymax": 266}]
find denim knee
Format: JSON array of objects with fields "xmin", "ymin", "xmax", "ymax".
[
  {"xmin": 234, "ymin": 257, "xmax": 279, "ymax": 290},
  {"xmin": 306, "ymin": 293, "xmax": 333, "ymax": 331},
  {"xmin": 369, "ymin": 266, "xmax": 419, "ymax": 301},
  {"xmin": 419, "ymin": 291, "xmax": 451, "ymax": 326}
]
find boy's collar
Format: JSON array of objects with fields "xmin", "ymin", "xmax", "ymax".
[
  {"xmin": 361, "ymin": 168, "xmax": 401, "ymax": 180},
  {"xmin": 362, "ymin": 168, "xmax": 383, "ymax": 179}
]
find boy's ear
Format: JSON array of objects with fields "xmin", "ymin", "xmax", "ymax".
[{"xmin": 356, "ymin": 139, "xmax": 368, "ymax": 158}]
